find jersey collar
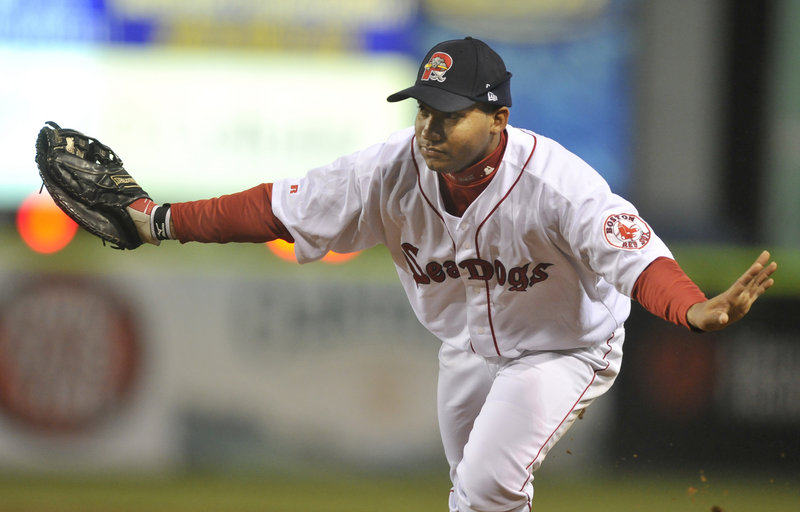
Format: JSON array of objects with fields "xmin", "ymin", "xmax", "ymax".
[{"xmin": 440, "ymin": 130, "xmax": 508, "ymax": 187}]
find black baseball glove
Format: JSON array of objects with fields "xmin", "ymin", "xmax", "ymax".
[{"xmin": 35, "ymin": 121, "xmax": 150, "ymax": 249}]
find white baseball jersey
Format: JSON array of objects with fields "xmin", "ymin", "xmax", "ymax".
[{"xmin": 272, "ymin": 125, "xmax": 673, "ymax": 360}]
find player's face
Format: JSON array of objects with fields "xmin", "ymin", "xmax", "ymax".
[{"xmin": 415, "ymin": 103, "xmax": 509, "ymax": 174}]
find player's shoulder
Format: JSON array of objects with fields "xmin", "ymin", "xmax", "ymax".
[
  {"xmin": 385, "ymin": 126, "xmax": 416, "ymax": 146},
  {"xmin": 321, "ymin": 126, "xmax": 413, "ymax": 177},
  {"xmin": 348, "ymin": 126, "xmax": 415, "ymax": 168},
  {"xmin": 506, "ymin": 126, "xmax": 590, "ymax": 170},
  {"xmin": 507, "ymin": 125, "xmax": 609, "ymax": 195}
]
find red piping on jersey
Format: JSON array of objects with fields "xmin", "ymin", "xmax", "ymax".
[
  {"xmin": 411, "ymin": 136, "xmax": 457, "ymax": 254},
  {"xmin": 519, "ymin": 332, "xmax": 615, "ymax": 490},
  {"xmin": 474, "ymin": 131, "xmax": 538, "ymax": 357}
]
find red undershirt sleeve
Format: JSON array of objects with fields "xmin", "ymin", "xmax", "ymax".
[
  {"xmin": 170, "ymin": 183, "xmax": 294, "ymax": 244},
  {"xmin": 631, "ymin": 256, "xmax": 708, "ymax": 330}
]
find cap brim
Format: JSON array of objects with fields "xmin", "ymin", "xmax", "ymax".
[{"xmin": 387, "ymin": 84, "xmax": 476, "ymax": 113}]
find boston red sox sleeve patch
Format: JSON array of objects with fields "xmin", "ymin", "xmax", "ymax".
[{"xmin": 603, "ymin": 213, "xmax": 652, "ymax": 250}]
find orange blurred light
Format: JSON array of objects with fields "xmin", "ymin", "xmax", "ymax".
[
  {"xmin": 321, "ymin": 250, "xmax": 360, "ymax": 264},
  {"xmin": 266, "ymin": 239, "xmax": 297, "ymax": 263},
  {"xmin": 16, "ymin": 191, "xmax": 79, "ymax": 254},
  {"xmin": 265, "ymin": 239, "xmax": 360, "ymax": 264}
]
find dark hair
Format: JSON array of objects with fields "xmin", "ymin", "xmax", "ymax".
[{"xmin": 475, "ymin": 102, "xmax": 507, "ymax": 115}]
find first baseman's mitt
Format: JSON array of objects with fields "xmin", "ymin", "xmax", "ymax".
[{"xmin": 35, "ymin": 121, "xmax": 149, "ymax": 249}]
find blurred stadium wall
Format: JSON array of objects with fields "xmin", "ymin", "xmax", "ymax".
[{"xmin": 0, "ymin": 0, "xmax": 797, "ymax": 477}]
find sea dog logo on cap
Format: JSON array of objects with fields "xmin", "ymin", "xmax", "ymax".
[{"xmin": 421, "ymin": 52, "xmax": 453, "ymax": 83}]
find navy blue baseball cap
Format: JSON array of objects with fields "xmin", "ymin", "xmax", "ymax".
[{"xmin": 387, "ymin": 37, "xmax": 512, "ymax": 113}]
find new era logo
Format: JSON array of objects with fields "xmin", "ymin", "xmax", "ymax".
[{"xmin": 487, "ymin": 91, "xmax": 498, "ymax": 102}]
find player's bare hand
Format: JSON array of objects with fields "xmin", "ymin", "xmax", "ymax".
[{"xmin": 686, "ymin": 250, "xmax": 777, "ymax": 332}]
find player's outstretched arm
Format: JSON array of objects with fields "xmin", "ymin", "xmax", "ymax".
[{"xmin": 686, "ymin": 250, "xmax": 777, "ymax": 332}]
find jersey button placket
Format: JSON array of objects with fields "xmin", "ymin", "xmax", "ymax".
[{"xmin": 455, "ymin": 221, "xmax": 473, "ymax": 260}]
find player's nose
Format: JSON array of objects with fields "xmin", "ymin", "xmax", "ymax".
[{"xmin": 419, "ymin": 116, "xmax": 444, "ymax": 142}]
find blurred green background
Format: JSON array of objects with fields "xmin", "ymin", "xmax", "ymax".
[{"xmin": 1, "ymin": 0, "xmax": 799, "ymax": 510}]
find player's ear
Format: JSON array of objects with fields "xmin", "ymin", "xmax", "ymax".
[{"xmin": 490, "ymin": 107, "xmax": 509, "ymax": 134}]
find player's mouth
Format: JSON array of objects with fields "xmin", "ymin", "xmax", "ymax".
[{"xmin": 419, "ymin": 145, "xmax": 447, "ymax": 158}]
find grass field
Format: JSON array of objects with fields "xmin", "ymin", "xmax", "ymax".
[{"xmin": 0, "ymin": 471, "xmax": 798, "ymax": 512}]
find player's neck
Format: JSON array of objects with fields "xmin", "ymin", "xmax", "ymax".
[
  {"xmin": 442, "ymin": 130, "xmax": 507, "ymax": 186},
  {"xmin": 437, "ymin": 131, "xmax": 508, "ymax": 217}
]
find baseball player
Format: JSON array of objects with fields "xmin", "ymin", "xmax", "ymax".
[{"xmin": 123, "ymin": 38, "xmax": 776, "ymax": 511}]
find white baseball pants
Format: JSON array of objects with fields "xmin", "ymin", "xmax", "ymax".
[{"xmin": 438, "ymin": 330, "xmax": 623, "ymax": 512}]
